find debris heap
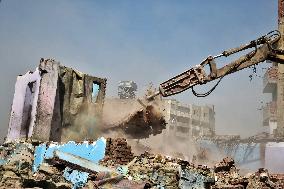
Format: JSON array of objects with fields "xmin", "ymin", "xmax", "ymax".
[
  {"xmin": 179, "ymin": 161, "xmax": 215, "ymax": 188},
  {"xmin": 247, "ymin": 168, "xmax": 284, "ymax": 189},
  {"xmin": 103, "ymin": 104, "xmax": 166, "ymax": 139},
  {"xmin": 102, "ymin": 138, "xmax": 134, "ymax": 165},
  {"xmin": 1, "ymin": 138, "xmax": 284, "ymax": 189},
  {"xmin": 213, "ymin": 157, "xmax": 248, "ymax": 189},
  {"xmin": 126, "ymin": 152, "xmax": 180, "ymax": 188},
  {"xmin": 0, "ymin": 140, "xmax": 71, "ymax": 189}
]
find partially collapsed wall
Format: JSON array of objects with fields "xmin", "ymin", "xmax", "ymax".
[{"xmin": 6, "ymin": 59, "xmax": 107, "ymax": 142}]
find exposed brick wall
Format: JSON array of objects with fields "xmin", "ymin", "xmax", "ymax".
[
  {"xmin": 279, "ymin": 0, "xmax": 284, "ymax": 23},
  {"xmin": 103, "ymin": 138, "xmax": 134, "ymax": 165}
]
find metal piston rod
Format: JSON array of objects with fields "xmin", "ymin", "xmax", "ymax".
[{"xmin": 147, "ymin": 30, "xmax": 284, "ymax": 100}]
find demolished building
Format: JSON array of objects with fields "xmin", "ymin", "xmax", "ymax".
[
  {"xmin": 118, "ymin": 81, "xmax": 137, "ymax": 99},
  {"xmin": 6, "ymin": 59, "xmax": 166, "ymax": 143},
  {"xmin": 6, "ymin": 58, "xmax": 107, "ymax": 143},
  {"xmin": 1, "ymin": 59, "xmax": 284, "ymax": 188}
]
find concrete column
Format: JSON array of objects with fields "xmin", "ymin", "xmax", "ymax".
[
  {"xmin": 32, "ymin": 60, "xmax": 61, "ymax": 141},
  {"xmin": 276, "ymin": 0, "xmax": 284, "ymax": 136}
]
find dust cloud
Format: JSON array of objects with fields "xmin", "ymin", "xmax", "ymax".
[{"xmin": 102, "ymin": 98, "xmax": 143, "ymax": 127}]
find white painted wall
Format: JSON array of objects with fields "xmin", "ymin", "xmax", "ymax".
[
  {"xmin": 265, "ymin": 142, "xmax": 284, "ymax": 173},
  {"xmin": 6, "ymin": 68, "xmax": 41, "ymax": 142}
]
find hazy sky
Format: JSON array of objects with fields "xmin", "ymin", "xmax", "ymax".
[{"xmin": 0, "ymin": 0, "xmax": 278, "ymax": 140}]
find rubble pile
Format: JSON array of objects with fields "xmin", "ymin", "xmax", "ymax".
[
  {"xmin": 214, "ymin": 157, "xmax": 236, "ymax": 173},
  {"xmin": 179, "ymin": 161, "xmax": 215, "ymax": 188},
  {"xmin": 246, "ymin": 168, "xmax": 284, "ymax": 189},
  {"xmin": 126, "ymin": 152, "xmax": 180, "ymax": 188},
  {"xmin": 270, "ymin": 174, "xmax": 284, "ymax": 188},
  {"xmin": 101, "ymin": 138, "xmax": 134, "ymax": 165},
  {"xmin": 0, "ymin": 140, "xmax": 70, "ymax": 189},
  {"xmin": 1, "ymin": 138, "xmax": 284, "ymax": 189},
  {"xmin": 212, "ymin": 158, "xmax": 284, "ymax": 189},
  {"xmin": 213, "ymin": 157, "xmax": 248, "ymax": 189},
  {"xmin": 104, "ymin": 104, "xmax": 167, "ymax": 139}
]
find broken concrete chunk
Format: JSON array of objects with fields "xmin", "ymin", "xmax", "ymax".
[
  {"xmin": 54, "ymin": 150, "xmax": 114, "ymax": 173},
  {"xmin": 179, "ymin": 166, "xmax": 215, "ymax": 189},
  {"xmin": 33, "ymin": 138, "xmax": 106, "ymax": 172},
  {"xmin": 103, "ymin": 101, "xmax": 167, "ymax": 139},
  {"xmin": 63, "ymin": 167, "xmax": 89, "ymax": 189},
  {"xmin": 39, "ymin": 163, "xmax": 58, "ymax": 175},
  {"xmin": 214, "ymin": 157, "xmax": 236, "ymax": 173}
]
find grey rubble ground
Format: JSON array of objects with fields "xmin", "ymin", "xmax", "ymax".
[{"xmin": 0, "ymin": 138, "xmax": 284, "ymax": 189}]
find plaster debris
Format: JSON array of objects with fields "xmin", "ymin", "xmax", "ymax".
[{"xmin": 1, "ymin": 138, "xmax": 284, "ymax": 188}]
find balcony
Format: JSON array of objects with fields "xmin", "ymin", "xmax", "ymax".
[
  {"xmin": 263, "ymin": 101, "xmax": 277, "ymax": 126},
  {"xmin": 263, "ymin": 67, "xmax": 278, "ymax": 93}
]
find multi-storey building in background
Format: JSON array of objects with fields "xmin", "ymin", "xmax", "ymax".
[
  {"xmin": 163, "ymin": 99, "xmax": 215, "ymax": 139},
  {"xmin": 118, "ymin": 81, "xmax": 137, "ymax": 99},
  {"xmin": 263, "ymin": 64, "xmax": 278, "ymax": 134}
]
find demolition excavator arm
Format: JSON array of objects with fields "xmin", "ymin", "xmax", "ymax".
[{"xmin": 147, "ymin": 30, "xmax": 284, "ymax": 99}]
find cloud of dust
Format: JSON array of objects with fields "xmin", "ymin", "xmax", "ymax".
[
  {"xmin": 127, "ymin": 130, "xmax": 199, "ymax": 162},
  {"xmin": 60, "ymin": 103, "xmax": 103, "ymax": 142},
  {"xmin": 60, "ymin": 97, "xmax": 151, "ymax": 142},
  {"xmin": 102, "ymin": 98, "xmax": 143, "ymax": 126},
  {"xmin": 57, "ymin": 85, "xmax": 227, "ymax": 167}
]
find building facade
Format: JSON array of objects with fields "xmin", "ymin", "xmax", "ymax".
[
  {"xmin": 263, "ymin": 64, "xmax": 278, "ymax": 134},
  {"xmin": 263, "ymin": 0, "xmax": 284, "ymax": 137},
  {"xmin": 163, "ymin": 99, "xmax": 215, "ymax": 139}
]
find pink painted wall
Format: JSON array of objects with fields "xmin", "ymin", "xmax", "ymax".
[
  {"xmin": 6, "ymin": 68, "xmax": 41, "ymax": 142},
  {"xmin": 32, "ymin": 61, "xmax": 60, "ymax": 141}
]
